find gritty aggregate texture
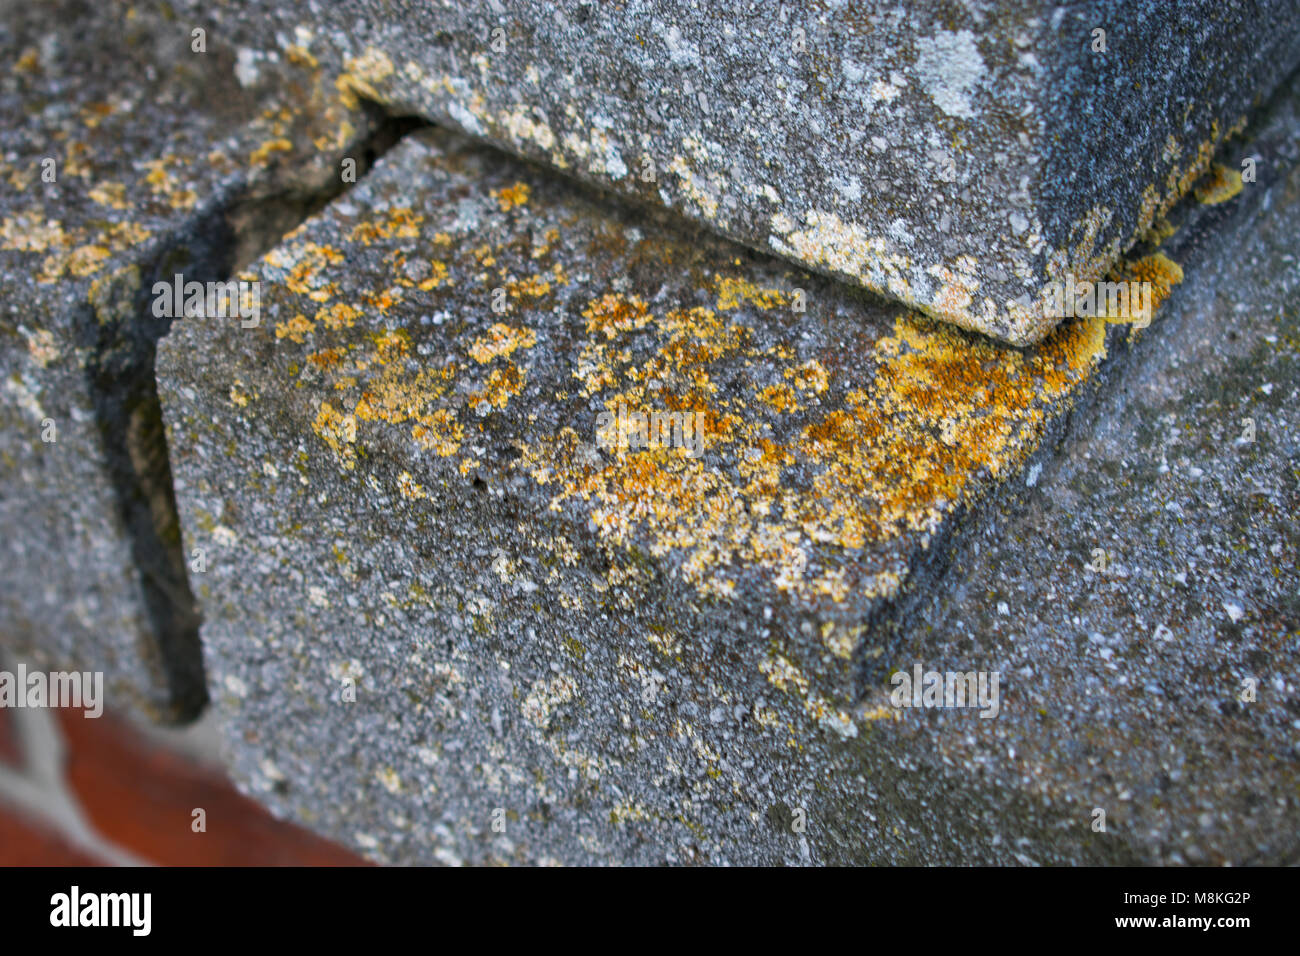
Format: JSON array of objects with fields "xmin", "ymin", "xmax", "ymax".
[
  {"xmin": 0, "ymin": 0, "xmax": 377, "ymax": 721},
  {"xmin": 907, "ymin": 101, "xmax": 1300, "ymax": 865},
  {"xmin": 173, "ymin": 0, "xmax": 1300, "ymax": 343},
  {"xmin": 150, "ymin": 88, "xmax": 1288, "ymax": 863}
]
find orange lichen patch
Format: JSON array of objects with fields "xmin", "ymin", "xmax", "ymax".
[
  {"xmin": 275, "ymin": 314, "xmax": 315, "ymax": 344},
  {"xmin": 317, "ymin": 301, "xmax": 362, "ymax": 331},
  {"xmin": 418, "ymin": 260, "xmax": 450, "ymax": 290},
  {"xmin": 1127, "ymin": 252, "xmax": 1184, "ymax": 299},
  {"xmin": 312, "ymin": 117, "xmax": 357, "ymax": 155},
  {"xmin": 18, "ymin": 213, "xmax": 149, "ymax": 283},
  {"xmin": 250, "ymin": 137, "xmax": 293, "ymax": 166},
  {"xmin": 412, "ymin": 408, "xmax": 464, "ymax": 457},
  {"xmin": 786, "ymin": 359, "xmax": 829, "ymax": 395},
  {"xmin": 111, "ymin": 221, "xmax": 150, "ymax": 247},
  {"xmin": 468, "ymin": 323, "xmax": 538, "ymax": 363},
  {"xmin": 335, "ymin": 73, "xmax": 374, "ymax": 110},
  {"xmin": 88, "ymin": 182, "xmax": 128, "ymax": 210},
  {"xmin": 531, "ymin": 227, "xmax": 561, "ymax": 258},
  {"xmin": 493, "ymin": 181, "xmax": 531, "ymax": 212},
  {"xmin": 396, "ymin": 471, "xmax": 426, "ymax": 500},
  {"xmin": 0, "ymin": 159, "xmax": 23, "ymax": 192},
  {"xmin": 14, "ymin": 47, "xmax": 40, "ymax": 74},
  {"xmin": 757, "ymin": 382, "xmax": 800, "ymax": 414},
  {"xmin": 79, "ymin": 101, "xmax": 114, "ymax": 128},
  {"xmin": 141, "ymin": 156, "xmax": 197, "ymax": 209},
  {"xmin": 312, "ymin": 401, "xmax": 357, "ymax": 470},
  {"xmin": 521, "ymin": 280, "xmax": 1114, "ymax": 601},
  {"xmin": 471, "ymin": 363, "xmax": 526, "ymax": 412},
  {"xmin": 348, "ymin": 207, "xmax": 423, "ymax": 243},
  {"xmin": 361, "ymin": 286, "xmax": 402, "ymax": 311},
  {"xmin": 715, "ymin": 276, "xmax": 788, "ymax": 311},
  {"xmin": 284, "ymin": 45, "xmax": 318, "ymax": 69},
  {"xmin": 506, "ymin": 274, "xmax": 552, "ymax": 299},
  {"xmin": 23, "ymin": 328, "xmax": 59, "ymax": 367},
  {"xmin": 1194, "ymin": 163, "xmax": 1245, "ymax": 205},
  {"xmin": 62, "ymin": 141, "xmax": 91, "ymax": 178},
  {"xmin": 307, "ymin": 347, "xmax": 348, "ymax": 371},
  {"xmin": 352, "ymin": 364, "xmax": 453, "ymax": 423},
  {"xmin": 279, "ymin": 243, "xmax": 345, "ymax": 298},
  {"xmin": 797, "ymin": 313, "xmax": 1105, "ymax": 549},
  {"xmin": 370, "ymin": 329, "xmax": 410, "ymax": 364},
  {"xmin": 1, "ymin": 213, "xmax": 66, "ymax": 253},
  {"xmin": 348, "ymin": 47, "xmax": 397, "ymax": 80},
  {"xmin": 1104, "ymin": 252, "xmax": 1184, "ymax": 320},
  {"xmin": 583, "ymin": 293, "xmax": 652, "ymax": 339},
  {"xmin": 61, "ymin": 244, "xmax": 111, "ymax": 278}
]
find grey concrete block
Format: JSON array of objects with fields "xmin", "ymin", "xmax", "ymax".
[
  {"xmin": 154, "ymin": 66, "xmax": 1294, "ymax": 860},
  {"xmin": 904, "ymin": 87, "xmax": 1300, "ymax": 865},
  {"xmin": 185, "ymin": 0, "xmax": 1300, "ymax": 343},
  {"xmin": 0, "ymin": 0, "xmax": 381, "ymax": 721}
]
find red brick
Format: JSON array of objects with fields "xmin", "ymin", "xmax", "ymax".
[
  {"xmin": 57, "ymin": 710, "xmax": 368, "ymax": 866},
  {"xmin": 0, "ymin": 706, "xmax": 21, "ymax": 767},
  {"xmin": 0, "ymin": 803, "xmax": 104, "ymax": 866}
]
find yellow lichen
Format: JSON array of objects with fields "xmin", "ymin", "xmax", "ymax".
[
  {"xmin": 88, "ymin": 182, "xmax": 128, "ymax": 210},
  {"xmin": 468, "ymin": 323, "xmax": 538, "ymax": 363},
  {"xmin": 397, "ymin": 471, "xmax": 426, "ymax": 500},
  {"xmin": 493, "ymin": 181, "xmax": 531, "ymax": 211},
  {"xmin": 1194, "ymin": 162, "xmax": 1245, "ymax": 205},
  {"xmin": 312, "ymin": 401, "xmax": 357, "ymax": 469},
  {"xmin": 582, "ymin": 293, "xmax": 652, "ymax": 339},
  {"xmin": 471, "ymin": 363, "xmax": 526, "ymax": 412},
  {"xmin": 250, "ymin": 137, "xmax": 293, "ymax": 167},
  {"xmin": 412, "ymin": 408, "xmax": 464, "ymax": 457},
  {"xmin": 506, "ymin": 274, "xmax": 551, "ymax": 299},
  {"xmin": 317, "ymin": 301, "xmax": 362, "ymax": 330},
  {"xmin": 418, "ymin": 260, "xmax": 450, "ymax": 290},
  {"xmin": 520, "ymin": 275, "xmax": 1116, "ymax": 602},
  {"xmin": 715, "ymin": 276, "xmax": 788, "ymax": 311},
  {"xmin": 275, "ymin": 313, "xmax": 315, "ymax": 343},
  {"xmin": 349, "ymin": 207, "xmax": 423, "ymax": 243}
]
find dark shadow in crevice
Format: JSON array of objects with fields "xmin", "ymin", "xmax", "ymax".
[{"xmin": 85, "ymin": 102, "xmax": 427, "ymax": 723}]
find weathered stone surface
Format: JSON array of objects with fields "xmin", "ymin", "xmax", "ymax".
[
  {"xmin": 179, "ymin": 0, "xmax": 1300, "ymax": 344},
  {"xmin": 904, "ymin": 111, "xmax": 1300, "ymax": 865},
  {"xmin": 152, "ymin": 58, "xmax": 1292, "ymax": 861},
  {"xmin": 0, "ymin": 0, "xmax": 381, "ymax": 721}
]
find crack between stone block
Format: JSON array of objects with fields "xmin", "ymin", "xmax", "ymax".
[
  {"xmin": 851, "ymin": 66, "xmax": 1300, "ymax": 698},
  {"xmin": 86, "ymin": 101, "xmax": 427, "ymax": 724}
]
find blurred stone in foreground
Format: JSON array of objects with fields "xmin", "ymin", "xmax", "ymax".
[{"xmin": 0, "ymin": 1, "xmax": 381, "ymax": 721}]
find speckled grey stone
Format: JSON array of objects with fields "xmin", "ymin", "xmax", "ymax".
[
  {"xmin": 157, "ymin": 64, "xmax": 1295, "ymax": 863},
  {"xmin": 173, "ymin": 0, "xmax": 1300, "ymax": 343},
  {"xmin": 0, "ymin": 0, "xmax": 382, "ymax": 721},
  {"xmin": 903, "ymin": 94, "xmax": 1300, "ymax": 864}
]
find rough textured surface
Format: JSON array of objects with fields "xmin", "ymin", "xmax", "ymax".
[
  {"xmin": 901, "ymin": 84, "xmax": 1300, "ymax": 865},
  {"xmin": 177, "ymin": 0, "xmax": 1300, "ymax": 343},
  {"xmin": 155, "ymin": 64, "xmax": 1296, "ymax": 861},
  {"xmin": 0, "ymin": 0, "xmax": 381, "ymax": 721}
]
